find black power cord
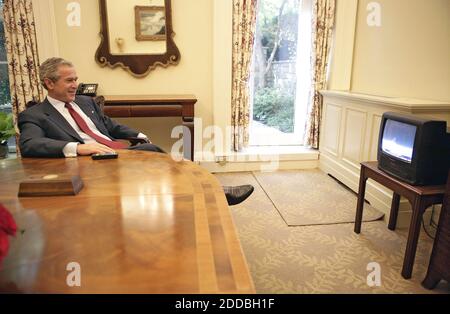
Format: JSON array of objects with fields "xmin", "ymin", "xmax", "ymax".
[{"xmin": 421, "ymin": 205, "xmax": 439, "ymax": 239}]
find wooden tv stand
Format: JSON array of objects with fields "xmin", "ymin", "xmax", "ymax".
[{"xmin": 354, "ymin": 161, "xmax": 446, "ymax": 279}]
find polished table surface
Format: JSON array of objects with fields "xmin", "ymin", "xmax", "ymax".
[{"xmin": 0, "ymin": 151, "xmax": 254, "ymax": 293}]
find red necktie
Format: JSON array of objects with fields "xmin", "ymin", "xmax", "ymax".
[{"xmin": 65, "ymin": 103, "xmax": 128, "ymax": 149}]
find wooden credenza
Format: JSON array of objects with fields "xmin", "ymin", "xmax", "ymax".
[{"xmin": 103, "ymin": 95, "xmax": 197, "ymax": 161}]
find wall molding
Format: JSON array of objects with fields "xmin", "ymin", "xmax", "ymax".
[
  {"xmin": 200, "ymin": 159, "xmax": 319, "ymax": 173},
  {"xmin": 320, "ymin": 90, "xmax": 450, "ymax": 112}
]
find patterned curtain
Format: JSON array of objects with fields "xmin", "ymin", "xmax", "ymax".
[
  {"xmin": 2, "ymin": 0, "xmax": 43, "ymax": 127},
  {"xmin": 231, "ymin": 0, "xmax": 258, "ymax": 152},
  {"xmin": 304, "ymin": 0, "xmax": 335, "ymax": 148}
]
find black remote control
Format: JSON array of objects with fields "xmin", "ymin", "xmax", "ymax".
[{"xmin": 91, "ymin": 152, "xmax": 118, "ymax": 160}]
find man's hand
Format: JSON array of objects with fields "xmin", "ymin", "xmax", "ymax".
[{"xmin": 76, "ymin": 143, "xmax": 116, "ymax": 155}]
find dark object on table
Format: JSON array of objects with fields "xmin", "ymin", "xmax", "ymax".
[
  {"xmin": 92, "ymin": 152, "xmax": 119, "ymax": 160},
  {"xmin": 18, "ymin": 175, "xmax": 83, "ymax": 197}
]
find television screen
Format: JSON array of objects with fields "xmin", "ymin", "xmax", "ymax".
[{"xmin": 381, "ymin": 119, "xmax": 417, "ymax": 163}]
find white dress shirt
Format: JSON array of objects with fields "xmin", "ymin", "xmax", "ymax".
[{"xmin": 46, "ymin": 96, "xmax": 147, "ymax": 157}]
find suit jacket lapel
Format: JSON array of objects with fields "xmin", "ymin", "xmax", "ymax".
[{"xmin": 42, "ymin": 99, "xmax": 84, "ymax": 142}]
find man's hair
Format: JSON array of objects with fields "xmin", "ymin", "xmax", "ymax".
[{"xmin": 39, "ymin": 57, "xmax": 74, "ymax": 90}]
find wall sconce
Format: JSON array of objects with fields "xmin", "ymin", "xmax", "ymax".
[{"xmin": 115, "ymin": 37, "xmax": 124, "ymax": 52}]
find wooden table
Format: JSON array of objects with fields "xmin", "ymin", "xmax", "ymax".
[
  {"xmin": 103, "ymin": 95, "xmax": 197, "ymax": 161},
  {"xmin": 0, "ymin": 151, "xmax": 254, "ymax": 293},
  {"xmin": 354, "ymin": 161, "xmax": 446, "ymax": 279}
]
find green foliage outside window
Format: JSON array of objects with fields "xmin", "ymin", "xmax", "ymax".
[
  {"xmin": 253, "ymin": 0, "xmax": 299, "ymax": 134},
  {"xmin": 0, "ymin": 112, "xmax": 14, "ymax": 143},
  {"xmin": 253, "ymin": 87, "xmax": 294, "ymax": 133}
]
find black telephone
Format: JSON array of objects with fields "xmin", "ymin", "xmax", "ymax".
[{"xmin": 76, "ymin": 83, "xmax": 98, "ymax": 96}]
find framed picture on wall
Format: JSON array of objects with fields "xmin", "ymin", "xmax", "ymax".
[{"xmin": 134, "ymin": 6, "xmax": 167, "ymax": 41}]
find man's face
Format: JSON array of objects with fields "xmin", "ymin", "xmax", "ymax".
[{"xmin": 45, "ymin": 65, "xmax": 78, "ymax": 103}]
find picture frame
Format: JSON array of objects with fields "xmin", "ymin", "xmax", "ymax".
[{"xmin": 135, "ymin": 6, "xmax": 167, "ymax": 41}]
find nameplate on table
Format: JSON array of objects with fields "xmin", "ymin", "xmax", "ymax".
[{"xmin": 18, "ymin": 175, "xmax": 84, "ymax": 197}]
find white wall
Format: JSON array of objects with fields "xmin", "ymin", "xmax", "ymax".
[
  {"xmin": 329, "ymin": 0, "xmax": 450, "ymax": 102},
  {"xmin": 352, "ymin": 0, "xmax": 450, "ymax": 101}
]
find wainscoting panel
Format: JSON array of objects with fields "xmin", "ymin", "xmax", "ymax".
[
  {"xmin": 342, "ymin": 108, "xmax": 367, "ymax": 170},
  {"xmin": 322, "ymin": 103, "xmax": 342, "ymax": 157}
]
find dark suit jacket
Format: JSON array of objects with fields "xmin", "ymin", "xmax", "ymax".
[{"xmin": 18, "ymin": 95, "xmax": 139, "ymax": 157}]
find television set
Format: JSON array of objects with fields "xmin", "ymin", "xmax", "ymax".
[{"xmin": 377, "ymin": 112, "xmax": 450, "ymax": 186}]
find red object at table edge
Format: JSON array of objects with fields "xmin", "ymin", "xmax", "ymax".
[{"xmin": 0, "ymin": 203, "xmax": 17, "ymax": 265}]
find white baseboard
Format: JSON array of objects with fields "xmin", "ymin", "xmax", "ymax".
[
  {"xmin": 198, "ymin": 146, "xmax": 319, "ymax": 173},
  {"xmin": 200, "ymin": 159, "xmax": 319, "ymax": 173}
]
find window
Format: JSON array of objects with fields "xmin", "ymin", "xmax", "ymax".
[
  {"xmin": 0, "ymin": 0, "xmax": 15, "ymax": 153},
  {"xmin": 249, "ymin": 0, "xmax": 312, "ymax": 146},
  {"xmin": 0, "ymin": 0, "xmax": 11, "ymax": 114}
]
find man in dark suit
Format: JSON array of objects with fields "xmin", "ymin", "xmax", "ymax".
[
  {"xmin": 18, "ymin": 57, "xmax": 253, "ymax": 205},
  {"xmin": 19, "ymin": 94, "xmax": 165, "ymax": 157}
]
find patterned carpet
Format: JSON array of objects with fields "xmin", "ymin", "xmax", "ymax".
[
  {"xmin": 254, "ymin": 169, "xmax": 384, "ymax": 226},
  {"xmin": 215, "ymin": 170, "xmax": 450, "ymax": 294}
]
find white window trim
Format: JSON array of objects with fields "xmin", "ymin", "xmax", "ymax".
[{"xmin": 212, "ymin": 0, "xmax": 233, "ymax": 158}]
